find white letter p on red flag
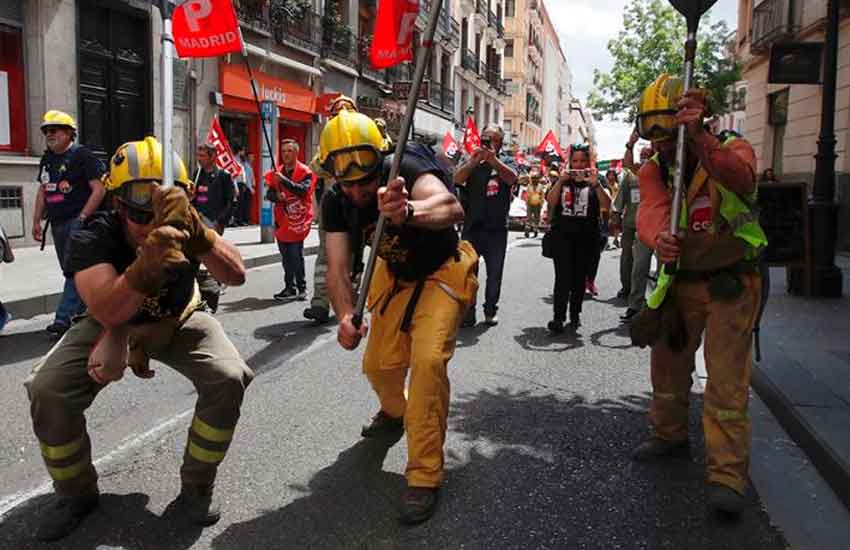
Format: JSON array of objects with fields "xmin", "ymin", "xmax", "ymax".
[{"xmin": 183, "ymin": 0, "xmax": 213, "ymax": 33}]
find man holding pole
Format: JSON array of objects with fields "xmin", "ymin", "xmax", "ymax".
[{"xmin": 320, "ymin": 110, "xmax": 478, "ymax": 524}]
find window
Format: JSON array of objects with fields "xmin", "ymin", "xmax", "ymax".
[
  {"xmin": 768, "ymin": 89, "xmax": 789, "ymax": 174},
  {"xmin": 505, "ymin": 0, "xmax": 515, "ymax": 17},
  {"xmin": 504, "ymin": 119, "xmax": 512, "ymax": 133},
  {"xmin": 0, "ymin": 26, "xmax": 26, "ymax": 152},
  {"xmin": 504, "ymin": 39, "xmax": 513, "ymax": 57}
]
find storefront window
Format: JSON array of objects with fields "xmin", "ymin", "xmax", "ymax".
[{"xmin": 0, "ymin": 26, "xmax": 26, "ymax": 152}]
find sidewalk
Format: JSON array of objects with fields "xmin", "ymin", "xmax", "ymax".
[
  {"xmin": 0, "ymin": 224, "xmax": 319, "ymax": 320},
  {"xmin": 752, "ymin": 254, "xmax": 850, "ymax": 511}
]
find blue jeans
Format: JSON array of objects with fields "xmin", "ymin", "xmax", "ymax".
[
  {"xmin": 462, "ymin": 229, "xmax": 508, "ymax": 317},
  {"xmin": 278, "ymin": 240, "xmax": 306, "ymax": 291},
  {"xmin": 51, "ymin": 217, "xmax": 85, "ymax": 326}
]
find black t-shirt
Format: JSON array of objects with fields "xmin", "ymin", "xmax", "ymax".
[
  {"xmin": 322, "ymin": 142, "xmax": 459, "ymax": 281},
  {"xmin": 65, "ymin": 212, "xmax": 199, "ymax": 324},
  {"xmin": 37, "ymin": 145, "xmax": 106, "ymax": 223},
  {"xmin": 192, "ymin": 168, "xmax": 234, "ymax": 224},
  {"xmin": 461, "ymin": 153, "xmax": 516, "ymax": 232},
  {"xmin": 551, "ymin": 181, "xmax": 601, "ymax": 236}
]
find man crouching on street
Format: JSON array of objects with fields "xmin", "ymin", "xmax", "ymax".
[
  {"xmin": 319, "ymin": 111, "xmax": 478, "ymax": 524},
  {"xmin": 25, "ymin": 137, "xmax": 254, "ymax": 541}
]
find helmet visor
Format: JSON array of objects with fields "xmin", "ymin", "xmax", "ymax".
[
  {"xmin": 322, "ymin": 145, "xmax": 382, "ymax": 182},
  {"xmin": 637, "ymin": 111, "xmax": 678, "ymax": 142},
  {"xmin": 116, "ymin": 180, "xmax": 157, "ymax": 211}
]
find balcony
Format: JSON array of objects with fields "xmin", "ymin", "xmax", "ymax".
[
  {"xmin": 486, "ymin": 67, "xmax": 506, "ymax": 95},
  {"xmin": 488, "ymin": 10, "xmax": 503, "ymax": 37},
  {"xmin": 323, "ymin": 23, "xmax": 358, "ymax": 68},
  {"xmin": 271, "ymin": 8, "xmax": 323, "ymax": 54},
  {"xmin": 461, "ymin": 48, "xmax": 480, "ymax": 75},
  {"xmin": 234, "ymin": 0, "xmax": 271, "ymax": 33},
  {"xmin": 428, "ymin": 82, "xmax": 455, "ymax": 113},
  {"xmin": 449, "ymin": 17, "xmax": 461, "ymax": 49},
  {"xmin": 751, "ymin": 0, "xmax": 798, "ymax": 53}
]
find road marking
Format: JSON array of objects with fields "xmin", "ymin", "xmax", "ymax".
[{"xmin": 0, "ymin": 334, "xmax": 339, "ymax": 520}]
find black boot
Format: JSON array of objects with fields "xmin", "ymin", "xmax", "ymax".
[
  {"xmin": 631, "ymin": 437, "xmax": 690, "ymax": 461},
  {"xmin": 361, "ymin": 411, "xmax": 404, "ymax": 440},
  {"xmin": 707, "ymin": 482, "xmax": 746, "ymax": 516},
  {"xmin": 303, "ymin": 305, "xmax": 330, "ymax": 324},
  {"xmin": 35, "ymin": 492, "xmax": 99, "ymax": 542},
  {"xmin": 172, "ymin": 484, "xmax": 221, "ymax": 526},
  {"xmin": 399, "ymin": 486, "xmax": 440, "ymax": 525}
]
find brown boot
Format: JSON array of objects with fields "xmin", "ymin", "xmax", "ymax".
[
  {"xmin": 35, "ymin": 490, "xmax": 99, "ymax": 541},
  {"xmin": 631, "ymin": 437, "xmax": 690, "ymax": 462},
  {"xmin": 399, "ymin": 486, "xmax": 440, "ymax": 525}
]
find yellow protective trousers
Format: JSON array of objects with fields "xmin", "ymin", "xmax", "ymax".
[
  {"xmin": 363, "ymin": 241, "xmax": 478, "ymax": 488},
  {"xmin": 649, "ymin": 273, "xmax": 761, "ymax": 494},
  {"xmin": 25, "ymin": 312, "xmax": 254, "ymax": 497}
]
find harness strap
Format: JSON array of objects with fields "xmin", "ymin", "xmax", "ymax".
[{"xmin": 400, "ymin": 280, "xmax": 426, "ymax": 333}]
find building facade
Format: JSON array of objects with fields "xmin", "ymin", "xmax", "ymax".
[
  {"xmin": 539, "ymin": 0, "xmax": 568, "ymax": 152},
  {"xmin": 502, "ymin": 0, "xmax": 543, "ymax": 151},
  {"xmin": 735, "ymin": 0, "xmax": 849, "ymax": 248}
]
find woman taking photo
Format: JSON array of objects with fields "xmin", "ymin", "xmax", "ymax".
[{"xmin": 545, "ymin": 144, "xmax": 611, "ymax": 333}]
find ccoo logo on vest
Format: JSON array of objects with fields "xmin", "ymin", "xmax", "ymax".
[{"xmin": 172, "ymin": 0, "xmax": 244, "ymax": 59}]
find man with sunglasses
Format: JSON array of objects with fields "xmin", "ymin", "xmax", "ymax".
[
  {"xmin": 319, "ymin": 110, "xmax": 478, "ymax": 524},
  {"xmin": 631, "ymin": 74, "xmax": 766, "ymax": 516},
  {"xmin": 32, "ymin": 110, "xmax": 106, "ymax": 336},
  {"xmin": 24, "ymin": 137, "xmax": 253, "ymax": 541},
  {"xmin": 453, "ymin": 125, "xmax": 518, "ymax": 327}
]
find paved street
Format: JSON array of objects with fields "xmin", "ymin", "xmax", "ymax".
[{"xmin": 0, "ymin": 235, "xmax": 844, "ymax": 549}]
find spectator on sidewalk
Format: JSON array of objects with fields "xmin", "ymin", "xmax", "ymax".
[
  {"xmin": 32, "ymin": 110, "xmax": 106, "ymax": 336},
  {"xmin": 266, "ymin": 139, "xmax": 316, "ymax": 302},
  {"xmin": 235, "ymin": 146, "xmax": 255, "ymax": 226},
  {"xmin": 614, "ymin": 137, "xmax": 654, "ymax": 322},
  {"xmin": 192, "ymin": 142, "xmax": 234, "ymax": 312},
  {"xmin": 453, "ymin": 125, "xmax": 518, "ymax": 327}
]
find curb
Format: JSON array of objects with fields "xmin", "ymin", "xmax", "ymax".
[
  {"xmin": 4, "ymin": 245, "xmax": 319, "ymax": 321},
  {"xmin": 751, "ymin": 363, "xmax": 850, "ymax": 512}
]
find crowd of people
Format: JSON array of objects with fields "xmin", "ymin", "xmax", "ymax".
[{"xmin": 11, "ymin": 66, "xmax": 770, "ymax": 541}]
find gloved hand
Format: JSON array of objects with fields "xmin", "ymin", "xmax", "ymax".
[
  {"xmin": 152, "ymin": 185, "xmax": 194, "ymax": 230},
  {"xmin": 88, "ymin": 326, "xmax": 130, "ymax": 385},
  {"xmin": 124, "ymin": 226, "xmax": 191, "ymax": 296},
  {"xmin": 184, "ymin": 207, "xmax": 218, "ymax": 257}
]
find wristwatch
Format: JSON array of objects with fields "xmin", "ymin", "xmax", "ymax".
[{"xmin": 403, "ymin": 202, "xmax": 415, "ymax": 225}]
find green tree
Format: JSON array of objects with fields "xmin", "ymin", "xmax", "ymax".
[{"xmin": 587, "ymin": 0, "xmax": 740, "ymax": 123}]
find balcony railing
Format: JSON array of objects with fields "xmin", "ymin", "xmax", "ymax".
[
  {"xmin": 323, "ymin": 24, "xmax": 358, "ymax": 67},
  {"xmin": 449, "ymin": 17, "xmax": 461, "ymax": 48},
  {"xmin": 751, "ymin": 0, "xmax": 797, "ymax": 52},
  {"xmin": 234, "ymin": 0, "xmax": 271, "ymax": 33},
  {"xmin": 428, "ymin": 82, "xmax": 455, "ymax": 113},
  {"xmin": 461, "ymin": 48, "xmax": 480, "ymax": 74},
  {"xmin": 271, "ymin": 8, "xmax": 323, "ymax": 53},
  {"xmin": 476, "ymin": 0, "xmax": 488, "ymax": 18}
]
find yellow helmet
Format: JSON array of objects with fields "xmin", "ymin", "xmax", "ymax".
[
  {"xmin": 318, "ymin": 110, "xmax": 385, "ymax": 183},
  {"xmin": 105, "ymin": 136, "xmax": 192, "ymax": 211},
  {"xmin": 328, "ymin": 95, "xmax": 358, "ymax": 117},
  {"xmin": 636, "ymin": 74, "xmax": 683, "ymax": 142},
  {"xmin": 41, "ymin": 110, "xmax": 77, "ymax": 132},
  {"xmin": 373, "ymin": 117, "xmax": 394, "ymax": 152}
]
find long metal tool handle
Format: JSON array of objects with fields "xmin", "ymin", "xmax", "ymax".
[
  {"xmin": 664, "ymin": 27, "xmax": 697, "ymax": 276},
  {"xmin": 160, "ymin": 0, "xmax": 175, "ymax": 191},
  {"xmin": 239, "ymin": 32, "xmax": 279, "ymax": 177},
  {"xmin": 352, "ymin": 0, "xmax": 444, "ymax": 327}
]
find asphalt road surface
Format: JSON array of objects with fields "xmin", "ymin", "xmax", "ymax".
[{"xmin": 0, "ymin": 234, "xmax": 843, "ymax": 549}]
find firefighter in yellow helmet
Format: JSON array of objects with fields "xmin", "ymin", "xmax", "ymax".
[
  {"xmin": 24, "ymin": 136, "xmax": 254, "ymax": 541},
  {"xmin": 319, "ymin": 110, "xmax": 478, "ymax": 524},
  {"xmin": 630, "ymin": 74, "xmax": 766, "ymax": 516}
]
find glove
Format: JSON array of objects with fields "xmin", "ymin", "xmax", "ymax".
[
  {"xmin": 265, "ymin": 187, "xmax": 280, "ymax": 203},
  {"xmin": 88, "ymin": 326, "xmax": 130, "ymax": 385},
  {"xmin": 124, "ymin": 226, "xmax": 191, "ymax": 296},
  {"xmin": 184, "ymin": 207, "xmax": 218, "ymax": 257},
  {"xmin": 152, "ymin": 186, "xmax": 193, "ymax": 230}
]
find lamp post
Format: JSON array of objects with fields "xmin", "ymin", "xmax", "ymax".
[{"xmin": 808, "ymin": 0, "xmax": 843, "ymax": 297}]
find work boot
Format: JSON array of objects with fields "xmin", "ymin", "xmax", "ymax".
[
  {"xmin": 303, "ymin": 305, "xmax": 330, "ymax": 324},
  {"xmin": 707, "ymin": 483, "xmax": 746, "ymax": 516},
  {"xmin": 547, "ymin": 319, "xmax": 565, "ymax": 334},
  {"xmin": 361, "ymin": 410, "xmax": 404, "ymax": 440},
  {"xmin": 399, "ymin": 486, "xmax": 439, "ymax": 525},
  {"xmin": 172, "ymin": 484, "xmax": 221, "ymax": 526},
  {"xmin": 461, "ymin": 308, "xmax": 476, "ymax": 328},
  {"xmin": 631, "ymin": 437, "xmax": 690, "ymax": 462},
  {"xmin": 620, "ymin": 308, "xmax": 640, "ymax": 322},
  {"xmin": 35, "ymin": 491, "xmax": 99, "ymax": 542}
]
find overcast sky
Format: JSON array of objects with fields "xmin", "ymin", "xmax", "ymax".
[{"xmin": 546, "ymin": 0, "xmax": 739, "ymax": 159}]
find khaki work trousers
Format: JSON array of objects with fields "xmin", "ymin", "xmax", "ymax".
[
  {"xmin": 25, "ymin": 312, "xmax": 254, "ymax": 497},
  {"xmin": 362, "ymin": 244, "xmax": 478, "ymax": 488},
  {"xmin": 649, "ymin": 273, "xmax": 761, "ymax": 494}
]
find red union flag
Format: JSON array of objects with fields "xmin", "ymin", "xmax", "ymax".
[
  {"xmin": 370, "ymin": 0, "xmax": 419, "ymax": 69},
  {"xmin": 463, "ymin": 116, "xmax": 481, "ymax": 154},
  {"xmin": 206, "ymin": 116, "xmax": 243, "ymax": 179},
  {"xmin": 442, "ymin": 132, "xmax": 460, "ymax": 161},
  {"xmin": 515, "ymin": 150, "xmax": 529, "ymax": 167},
  {"xmin": 536, "ymin": 130, "xmax": 564, "ymax": 160},
  {"xmin": 173, "ymin": 0, "xmax": 244, "ymax": 58}
]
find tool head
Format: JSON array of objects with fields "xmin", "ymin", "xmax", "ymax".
[{"xmin": 668, "ymin": 0, "xmax": 718, "ymax": 31}]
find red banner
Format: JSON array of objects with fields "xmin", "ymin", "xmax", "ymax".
[
  {"xmin": 515, "ymin": 150, "xmax": 529, "ymax": 167},
  {"xmin": 370, "ymin": 0, "xmax": 419, "ymax": 69},
  {"xmin": 536, "ymin": 130, "xmax": 564, "ymax": 160},
  {"xmin": 206, "ymin": 116, "xmax": 243, "ymax": 179},
  {"xmin": 442, "ymin": 132, "xmax": 460, "ymax": 161},
  {"xmin": 463, "ymin": 116, "xmax": 481, "ymax": 155},
  {"xmin": 173, "ymin": 0, "xmax": 244, "ymax": 58}
]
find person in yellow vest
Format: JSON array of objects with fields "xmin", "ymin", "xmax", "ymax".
[
  {"xmin": 631, "ymin": 74, "xmax": 767, "ymax": 516},
  {"xmin": 523, "ymin": 174, "xmax": 545, "ymax": 238}
]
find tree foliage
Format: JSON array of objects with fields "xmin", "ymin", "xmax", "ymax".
[{"xmin": 587, "ymin": 0, "xmax": 740, "ymax": 123}]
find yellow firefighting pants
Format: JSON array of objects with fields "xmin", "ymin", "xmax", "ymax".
[
  {"xmin": 363, "ymin": 242, "xmax": 478, "ymax": 488},
  {"xmin": 25, "ymin": 312, "xmax": 254, "ymax": 497},
  {"xmin": 649, "ymin": 273, "xmax": 761, "ymax": 494}
]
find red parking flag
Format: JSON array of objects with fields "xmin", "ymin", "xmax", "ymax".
[
  {"xmin": 173, "ymin": 0, "xmax": 244, "ymax": 58},
  {"xmin": 370, "ymin": 0, "xmax": 419, "ymax": 69}
]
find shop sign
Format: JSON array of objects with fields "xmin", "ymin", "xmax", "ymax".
[{"xmin": 220, "ymin": 63, "xmax": 316, "ymax": 114}]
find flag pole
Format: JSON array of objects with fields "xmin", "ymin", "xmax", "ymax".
[
  {"xmin": 160, "ymin": 0, "xmax": 175, "ymax": 190},
  {"xmin": 238, "ymin": 31, "xmax": 278, "ymax": 177},
  {"xmin": 352, "ymin": 0, "xmax": 443, "ymax": 327}
]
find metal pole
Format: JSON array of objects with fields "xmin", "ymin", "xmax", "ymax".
[
  {"xmin": 667, "ymin": 29, "xmax": 696, "ymax": 251},
  {"xmin": 807, "ymin": 0, "xmax": 843, "ymax": 297},
  {"xmin": 160, "ymin": 0, "xmax": 175, "ymax": 190},
  {"xmin": 352, "ymin": 0, "xmax": 444, "ymax": 326}
]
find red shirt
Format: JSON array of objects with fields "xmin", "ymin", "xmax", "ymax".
[{"xmin": 264, "ymin": 161, "xmax": 317, "ymax": 243}]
